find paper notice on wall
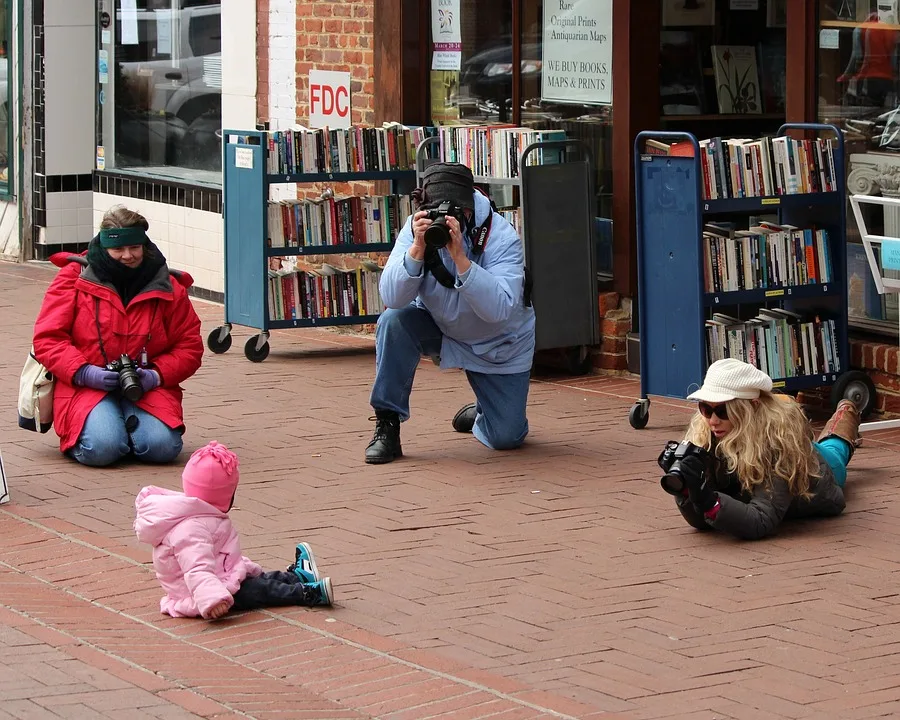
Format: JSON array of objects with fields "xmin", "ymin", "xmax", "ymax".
[
  {"xmin": 541, "ymin": 0, "xmax": 613, "ymax": 106},
  {"xmin": 155, "ymin": 9, "xmax": 172, "ymax": 55},
  {"xmin": 121, "ymin": 0, "xmax": 139, "ymax": 45},
  {"xmin": 431, "ymin": 0, "xmax": 461, "ymax": 71}
]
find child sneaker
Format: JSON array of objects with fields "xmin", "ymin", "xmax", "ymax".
[
  {"xmin": 287, "ymin": 542, "xmax": 320, "ymax": 583},
  {"xmin": 299, "ymin": 577, "xmax": 333, "ymax": 606}
]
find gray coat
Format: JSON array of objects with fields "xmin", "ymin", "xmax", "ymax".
[{"xmin": 675, "ymin": 451, "xmax": 845, "ymax": 540}]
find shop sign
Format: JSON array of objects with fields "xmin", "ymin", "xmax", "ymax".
[
  {"xmin": 309, "ymin": 70, "xmax": 351, "ymax": 130},
  {"xmin": 541, "ymin": 0, "xmax": 613, "ymax": 106},
  {"xmin": 431, "ymin": 0, "xmax": 461, "ymax": 71}
]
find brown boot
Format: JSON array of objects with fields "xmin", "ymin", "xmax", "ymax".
[{"xmin": 818, "ymin": 399, "xmax": 862, "ymax": 457}]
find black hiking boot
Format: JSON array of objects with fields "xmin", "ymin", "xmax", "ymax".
[{"xmin": 365, "ymin": 410, "xmax": 402, "ymax": 464}]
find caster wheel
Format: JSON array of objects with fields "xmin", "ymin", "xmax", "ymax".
[
  {"xmin": 244, "ymin": 335, "xmax": 270, "ymax": 363},
  {"xmin": 629, "ymin": 401, "xmax": 650, "ymax": 429},
  {"xmin": 206, "ymin": 326, "xmax": 232, "ymax": 354},
  {"xmin": 830, "ymin": 370, "xmax": 876, "ymax": 419},
  {"xmin": 564, "ymin": 346, "xmax": 593, "ymax": 376}
]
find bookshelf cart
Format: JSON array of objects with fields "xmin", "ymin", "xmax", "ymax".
[
  {"xmin": 628, "ymin": 122, "xmax": 871, "ymax": 429},
  {"xmin": 210, "ymin": 129, "xmax": 416, "ymax": 362},
  {"xmin": 414, "ymin": 135, "xmax": 600, "ymax": 375}
]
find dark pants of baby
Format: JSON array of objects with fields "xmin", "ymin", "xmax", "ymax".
[{"xmin": 231, "ymin": 571, "xmax": 309, "ymax": 611}]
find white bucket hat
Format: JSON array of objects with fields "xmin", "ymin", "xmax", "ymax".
[{"xmin": 686, "ymin": 358, "xmax": 773, "ymax": 403}]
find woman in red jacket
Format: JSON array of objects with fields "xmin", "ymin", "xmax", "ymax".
[{"xmin": 32, "ymin": 205, "xmax": 203, "ymax": 466}]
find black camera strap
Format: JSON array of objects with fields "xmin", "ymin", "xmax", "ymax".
[{"xmin": 423, "ymin": 246, "xmax": 456, "ymax": 288}]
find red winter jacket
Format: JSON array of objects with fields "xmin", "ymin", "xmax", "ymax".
[{"xmin": 32, "ymin": 252, "xmax": 204, "ymax": 452}]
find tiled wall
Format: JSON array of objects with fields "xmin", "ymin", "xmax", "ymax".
[
  {"xmin": 93, "ymin": 191, "xmax": 225, "ymax": 297},
  {"xmin": 33, "ymin": 0, "xmax": 95, "ymax": 246}
]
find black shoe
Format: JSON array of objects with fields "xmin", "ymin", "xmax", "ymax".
[
  {"xmin": 365, "ymin": 410, "xmax": 402, "ymax": 464},
  {"xmin": 452, "ymin": 403, "xmax": 477, "ymax": 433}
]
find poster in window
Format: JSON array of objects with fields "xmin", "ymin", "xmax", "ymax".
[
  {"xmin": 431, "ymin": 0, "xmax": 461, "ymax": 71},
  {"xmin": 662, "ymin": 0, "xmax": 716, "ymax": 26},
  {"xmin": 430, "ymin": 70, "xmax": 461, "ymax": 125},
  {"xmin": 541, "ymin": 0, "xmax": 613, "ymax": 106}
]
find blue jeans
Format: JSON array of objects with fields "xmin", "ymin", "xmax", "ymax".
[
  {"xmin": 370, "ymin": 306, "xmax": 530, "ymax": 450},
  {"xmin": 70, "ymin": 395, "xmax": 184, "ymax": 467},
  {"xmin": 815, "ymin": 438, "xmax": 852, "ymax": 488}
]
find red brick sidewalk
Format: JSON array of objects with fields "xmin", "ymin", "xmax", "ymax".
[{"xmin": 3, "ymin": 259, "xmax": 900, "ymax": 719}]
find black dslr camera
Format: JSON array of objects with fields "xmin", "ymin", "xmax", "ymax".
[
  {"xmin": 423, "ymin": 201, "xmax": 466, "ymax": 250},
  {"xmin": 657, "ymin": 440, "xmax": 711, "ymax": 495},
  {"xmin": 106, "ymin": 353, "xmax": 143, "ymax": 403}
]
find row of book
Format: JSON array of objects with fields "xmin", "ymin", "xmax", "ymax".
[
  {"xmin": 267, "ymin": 262, "xmax": 384, "ymax": 322},
  {"xmin": 260, "ymin": 124, "xmax": 437, "ymax": 175},
  {"xmin": 436, "ymin": 125, "xmax": 566, "ymax": 179},
  {"xmin": 706, "ymin": 310, "xmax": 840, "ymax": 380},
  {"xmin": 698, "ymin": 135, "xmax": 838, "ymax": 200},
  {"xmin": 703, "ymin": 222, "xmax": 833, "ymax": 293},
  {"xmin": 267, "ymin": 194, "xmax": 413, "ymax": 249}
]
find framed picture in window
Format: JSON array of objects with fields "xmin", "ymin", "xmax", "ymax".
[{"xmin": 662, "ymin": 0, "xmax": 716, "ymax": 26}]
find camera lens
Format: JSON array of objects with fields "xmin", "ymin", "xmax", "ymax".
[
  {"xmin": 424, "ymin": 219, "xmax": 451, "ymax": 249},
  {"xmin": 660, "ymin": 471, "xmax": 685, "ymax": 495}
]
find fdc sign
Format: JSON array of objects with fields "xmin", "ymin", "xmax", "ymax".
[{"xmin": 309, "ymin": 69, "xmax": 351, "ymax": 130}]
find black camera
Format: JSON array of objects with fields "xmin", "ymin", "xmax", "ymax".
[
  {"xmin": 657, "ymin": 440, "xmax": 711, "ymax": 495},
  {"xmin": 423, "ymin": 201, "xmax": 466, "ymax": 249},
  {"xmin": 106, "ymin": 354, "xmax": 143, "ymax": 403}
]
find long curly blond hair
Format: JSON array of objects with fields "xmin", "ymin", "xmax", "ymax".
[{"xmin": 684, "ymin": 392, "xmax": 820, "ymax": 497}]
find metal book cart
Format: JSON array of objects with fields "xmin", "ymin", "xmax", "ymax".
[
  {"xmin": 629, "ymin": 123, "xmax": 872, "ymax": 429},
  {"xmin": 415, "ymin": 136, "xmax": 600, "ymax": 374},
  {"xmin": 209, "ymin": 129, "xmax": 416, "ymax": 362},
  {"xmin": 849, "ymin": 193, "xmax": 900, "ymax": 434}
]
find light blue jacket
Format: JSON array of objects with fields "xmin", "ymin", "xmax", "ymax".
[{"xmin": 380, "ymin": 191, "xmax": 536, "ymax": 374}]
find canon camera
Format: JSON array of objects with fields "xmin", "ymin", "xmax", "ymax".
[{"xmin": 657, "ymin": 440, "xmax": 711, "ymax": 495}]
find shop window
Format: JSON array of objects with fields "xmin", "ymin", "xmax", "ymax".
[
  {"xmin": 658, "ymin": 0, "xmax": 786, "ymax": 137},
  {"xmin": 426, "ymin": 0, "xmax": 614, "ymax": 275},
  {"xmin": 817, "ymin": 0, "xmax": 900, "ymax": 335},
  {"xmin": 0, "ymin": 2, "xmax": 10, "ymax": 193},
  {"xmin": 97, "ymin": 0, "xmax": 222, "ymax": 186}
]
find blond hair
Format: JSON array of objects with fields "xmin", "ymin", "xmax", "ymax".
[
  {"xmin": 684, "ymin": 392, "xmax": 820, "ymax": 497},
  {"xmin": 99, "ymin": 205, "xmax": 149, "ymax": 231}
]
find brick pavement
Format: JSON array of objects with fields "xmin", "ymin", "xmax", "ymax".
[{"xmin": 2, "ymin": 259, "xmax": 900, "ymax": 719}]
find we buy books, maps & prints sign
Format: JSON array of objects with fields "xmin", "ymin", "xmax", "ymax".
[{"xmin": 541, "ymin": 0, "xmax": 612, "ymax": 106}]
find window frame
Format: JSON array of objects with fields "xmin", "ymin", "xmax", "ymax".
[
  {"xmin": 96, "ymin": 0, "xmax": 223, "ymax": 188},
  {"xmin": 0, "ymin": 0, "xmax": 13, "ymax": 199}
]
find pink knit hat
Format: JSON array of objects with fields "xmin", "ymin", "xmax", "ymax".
[{"xmin": 181, "ymin": 441, "xmax": 240, "ymax": 512}]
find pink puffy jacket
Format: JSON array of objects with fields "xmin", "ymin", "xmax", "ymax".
[{"xmin": 134, "ymin": 486, "xmax": 263, "ymax": 619}]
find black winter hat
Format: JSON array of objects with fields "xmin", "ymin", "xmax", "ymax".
[{"xmin": 421, "ymin": 162, "xmax": 475, "ymax": 210}]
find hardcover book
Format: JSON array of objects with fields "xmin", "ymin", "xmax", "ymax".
[{"xmin": 711, "ymin": 45, "xmax": 762, "ymax": 114}]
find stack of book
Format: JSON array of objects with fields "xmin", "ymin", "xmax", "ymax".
[
  {"xmin": 436, "ymin": 125, "xmax": 566, "ymax": 178},
  {"xmin": 267, "ymin": 194, "xmax": 413, "ymax": 248},
  {"xmin": 698, "ymin": 135, "xmax": 837, "ymax": 200},
  {"xmin": 262, "ymin": 124, "xmax": 436, "ymax": 175},
  {"xmin": 703, "ymin": 221, "xmax": 833, "ymax": 293},
  {"xmin": 267, "ymin": 260, "xmax": 385, "ymax": 321},
  {"xmin": 706, "ymin": 310, "xmax": 840, "ymax": 380}
]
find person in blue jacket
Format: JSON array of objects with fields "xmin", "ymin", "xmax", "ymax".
[{"xmin": 365, "ymin": 162, "xmax": 536, "ymax": 464}]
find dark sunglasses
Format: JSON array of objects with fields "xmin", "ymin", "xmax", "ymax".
[{"xmin": 698, "ymin": 401, "xmax": 729, "ymax": 420}]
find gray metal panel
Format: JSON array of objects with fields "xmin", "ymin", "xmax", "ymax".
[{"xmin": 522, "ymin": 160, "xmax": 599, "ymax": 351}]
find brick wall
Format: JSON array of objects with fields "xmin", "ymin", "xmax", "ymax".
[{"xmin": 296, "ymin": 1, "xmax": 375, "ymax": 127}]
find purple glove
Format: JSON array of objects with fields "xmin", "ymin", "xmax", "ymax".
[
  {"xmin": 74, "ymin": 364, "xmax": 119, "ymax": 391},
  {"xmin": 136, "ymin": 367, "xmax": 160, "ymax": 393}
]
